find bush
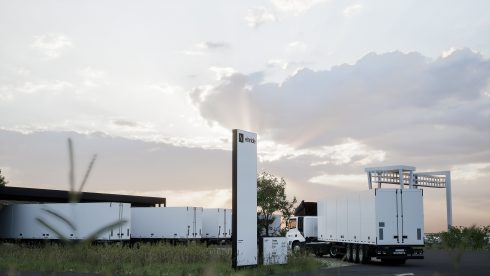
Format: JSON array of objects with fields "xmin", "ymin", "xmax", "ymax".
[{"xmin": 440, "ymin": 225, "xmax": 489, "ymax": 250}]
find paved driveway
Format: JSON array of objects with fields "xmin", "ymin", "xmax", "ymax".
[{"xmin": 317, "ymin": 249, "xmax": 490, "ymax": 276}]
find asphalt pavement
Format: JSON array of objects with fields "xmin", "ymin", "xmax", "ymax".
[{"xmin": 314, "ymin": 249, "xmax": 490, "ymax": 276}]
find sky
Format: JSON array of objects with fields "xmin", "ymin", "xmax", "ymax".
[{"xmin": 1, "ymin": 0, "xmax": 489, "ymax": 232}]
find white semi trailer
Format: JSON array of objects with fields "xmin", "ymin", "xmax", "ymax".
[
  {"xmin": 202, "ymin": 208, "xmax": 232, "ymax": 243},
  {"xmin": 287, "ymin": 166, "xmax": 449, "ymax": 264},
  {"xmin": 131, "ymin": 207, "xmax": 203, "ymax": 240},
  {"xmin": 0, "ymin": 202, "xmax": 131, "ymax": 241},
  {"xmin": 317, "ymin": 188, "xmax": 424, "ymax": 264}
]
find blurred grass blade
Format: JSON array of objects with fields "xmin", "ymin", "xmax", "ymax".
[
  {"xmin": 68, "ymin": 138, "xmax": 76, "ymax": 202},
  {"xmin": 36, "ymin": 218, "xmax": 69, "ymax": 242},
  {"xmin": 77, "ymin": 154, "xmax": 97, "ymax": 195},
  {"xmin": 85, "ymin": 219, "xmax": 127, "ymax": 242},
  {"xmin": 41, "ymin": 208, "xmax": 77, "ymax": 231}
]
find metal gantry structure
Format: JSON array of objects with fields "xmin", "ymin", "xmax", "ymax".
[{"xmin": 365, "ymin": 165, "xmax": 452, "ymax": 230}]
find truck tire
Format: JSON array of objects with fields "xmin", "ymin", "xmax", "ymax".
[
  {"xmin": 292, "ymin": 241, "xmax": 302, "ymax": 253},
  {"xmin": 353, "ymin": 244, "xmax": 360, "ymax": 263},
  {"xmin": 329, "ymin": 246, "xmax": 339, "ymax": 258},
  {"xmin": 345, "ymin": 244, "xmax": 353, "ymax": 262},
  {"xmin": 359, "ymin": 245, "xmax": 369, "ymax": 264}
]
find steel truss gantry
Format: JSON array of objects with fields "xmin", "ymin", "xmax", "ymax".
[{"xmin": 365, "ymin": 165, "xmax": 452, "ymax": 230}]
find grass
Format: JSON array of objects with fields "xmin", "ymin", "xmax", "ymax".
[{"xmin": 0, "ymin": 242, "xmax": 324, "ymax": 275}]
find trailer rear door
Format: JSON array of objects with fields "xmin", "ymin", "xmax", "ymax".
[
  {"xmin": 375, "ymin": 189, "xmax": 400, "ymax": 245},
  {"xmin": 400, "ymin": 189, "xmax": 424, "ymax": 245}
]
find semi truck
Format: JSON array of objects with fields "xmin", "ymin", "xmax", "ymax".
[
  {"xmin": 0, "ymin": 202, "xmax": 131, "ymax": 241},
  {"xmin": 317, "ymin": 188, "xmax": 424, "ymax": 264},
  {"xmin": 287, "ymin": 165, "xmax": 450, "ymax": 264}
]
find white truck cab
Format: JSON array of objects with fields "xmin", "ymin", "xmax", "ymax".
[{"xmin": 286, "ymin": 216, "xmax": 317, "ymax": 251}]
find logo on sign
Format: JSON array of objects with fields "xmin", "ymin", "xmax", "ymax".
[{"xmin": 238, "ymin": 133, "xmax": 256, "ymax": 144}]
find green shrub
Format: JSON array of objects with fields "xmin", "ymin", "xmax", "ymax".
[{"xmin": 440, "ymin": 225, "xmax": 489, "ymax": 250}]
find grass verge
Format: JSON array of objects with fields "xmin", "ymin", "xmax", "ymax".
[{"xmin": 0, "ymin": 242, "xmax": 324, "ymax": 275}]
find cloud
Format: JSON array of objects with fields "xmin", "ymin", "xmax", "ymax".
[
  {"xmin": 145, "ymin": 83, "xmax": 182, "ymax": 95},
  {"xmin": 0, "ymin": 130, "xmax": 232, "ymax": 193},
  {"xmin": 182, "ymin": 41, "xmax": 230, "ymax": 56},
  {"xmin": 343, "ymin": 3, "xmax": 362, "ymax": 17},
  {"xmin": 31, "ymin": 34, "xmax": 72, "ymax": 58},
  {"xmin": 452, "ymin": 163, "xmax": 490, "ymax": 181},
  {"xmin": 209, "ymin": 66, "xmax": 237, "ymax": 80},
  {"xmin": 81, "ymin": 67, "xmax": 106, "ymax": 87},
  {"xmin": 191, "ymin": 49, "xmax": 490, "ymax": 161},
  {"xmin": 308, "ymin": 173, "xmax": 365, "ymax": 190},
  {"xmin": 196, "ymin": 41, "xmax": 230, "ymax": 50},
  {"xmin": 0, "ymin": 86, "xmax": 14, "ymax": 102},
  {"xmin": 181, "ymin": 50, "xmax": 206, "ymax": 56},
  {"xmin": 15, "ymin": 81, "xmax": 74, "ymax": 94},
  {"xmin": 258, "ymin": 138, "xmax": 385, "ymax": 165},
  {"xmin": 267, "ymin": 59, "xmax": 289, "ymax": 70},
  {"xmin": 108, "ymin": 189, "xmax": 232, "ymax": 208},
  {"xmin": 271, "ymin": 0, "xmax": 328, "ymax": 16},
  {"xmin": 287, "ymin": 41, "xmax": 307, "ymax": 53},
  {"xmin": 245, "ymin": 7, "xmax": 277, "ymax": 28}
]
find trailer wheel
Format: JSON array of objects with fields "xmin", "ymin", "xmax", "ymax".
[
  {"xmin": 345, "ymin": 244, "xmax": 353, "ymax": 262},
  {"xmin": 329, "ymin": 246, "xmax": 339, "ymax": 258},
  {"xmin": 353, "ymin": 244, "xmax": 360, "ymax": 263},
  {"xmin": 359, "ymin": 245, "xmax": 369, "ymax": 264}
]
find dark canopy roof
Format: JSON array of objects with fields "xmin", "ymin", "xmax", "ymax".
[
  {"xmin": 0, "ymin": 186, "xmax": 165, "ymax": 207},
  {"xmin": 294, "ymin": 200, "xmax": 317, "ymax": 216}
]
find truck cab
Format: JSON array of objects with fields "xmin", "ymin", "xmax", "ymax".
[{"xmin": 286, "ymin": 216, "xmax": 317, "ymax": 251}]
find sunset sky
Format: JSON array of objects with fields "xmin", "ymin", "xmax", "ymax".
[{"xmin": 1, "ymin": 0, "xmax": 489, "ymax": 232}]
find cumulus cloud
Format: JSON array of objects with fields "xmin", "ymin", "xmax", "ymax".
[
  {"xmin": 309, "ymin": 173, "xmax": 365, "ymax": 190},
  {"xmin": 182, "ymin": 41, "xmax": 230, "ymax": 56},
  {"xmin": 452, "ymin": 163, "xmax": 490, "ymax": 181},
  {"xmin": 15, "ymin": 81, "xmax": 74, "ymax": 94},
  {"xmin": 209, "ymin": 66, "xmax": 237, "ymax": 80},
  {"xmin": 81, "ymin": 67, "xmax": 107, "ymax": 88},
  {"xmin": 196, "ymin": 41, "xmax": 230, "ymax": 50},
  {"xmin": 145, "ymin": 83, "xmax": 182, "ymax": 95},
  {"xmin": 267, "ymin": 59, "xmax": 289, "ymax": 70},
  {"xmin": 343, "ymin": 3, "xmax": 362, "ymax": 17},
  {"xmin": 271, "ymin": 0, "xmax": 328, "ymax": 15},
  {"xmin": 245, "ymin": 7, "xmax": 277, "ymax": 28},
  {"xmin": 286, "ymin": 41, "xmax": 307, "ymax": 53},
  {"xmin": 258, "ymin": 138, "xmax": 385, "ymax": 165},
  {"xmin": 191, "ymin": 49, "xmax": 490, "ymax": 162},
  {"xmin": 0, "ymin": 86, "xmax": 14, "ymax": 102},
  {"xmin": 31, "ymin": 34, "xmax": 72, "ymax": 58}
]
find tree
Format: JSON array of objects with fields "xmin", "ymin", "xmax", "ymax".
[
  {"xmin": 0, "ymin": 169, "xmax": 7, "ymax": 187},
  {"xmin": 257, "ymin": 172, "xmax": 297, "ymax": 237}
]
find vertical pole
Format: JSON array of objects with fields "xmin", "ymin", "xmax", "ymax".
[
  {"xmin": 446, "ymin": 172, "xmax": 453, "ymax": 229},
  {"xmin": 409, "ymin": 171, "xmax": 414, "ymax": 189},
  {"xmin": 377, "ymin": 172, "xmax": 382, "ymax": 188},
  {"xmin": 368, "ymin": 172, "xmax": 372, "ymax": 189},
  {"xmin": 399, "ymin": 169, "xmax": 403, "ymax": 189}
]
